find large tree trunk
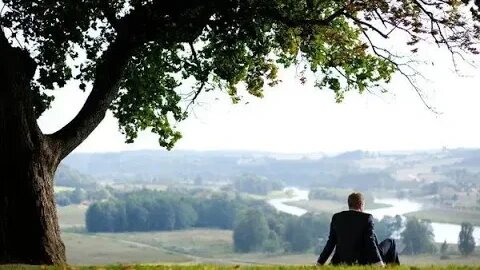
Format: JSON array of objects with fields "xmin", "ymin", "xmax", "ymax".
[{"xmin": 0, "ymin": 44, "xmax": 66, "ymax": 264}]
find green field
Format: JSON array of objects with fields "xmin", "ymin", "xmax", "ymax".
[
  {"xmin": 405, "ymin": 208, "xmax": 480, "ymax": 226},
  {"xmin": 56, "ymin": 199, "xmax": 480, "ymax": 266},
  {"xmin": 3, "ymin": 265, "xmax": 480, "ymax": 270}
]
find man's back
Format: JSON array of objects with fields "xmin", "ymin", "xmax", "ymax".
[{"xmin": 317, "ymin": 210, "xmax": 382, "ymax": 265}]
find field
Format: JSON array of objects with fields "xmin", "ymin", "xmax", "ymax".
[
  {"xmin": 56, "ymin": 199, "xmax": 480, "ymax": 266},
  {"xmin": 3, "ymin": 265, "xmax": 480, "ymax": 270},
  {"xmin": 405, "ymin": 208, "xmax": 480, "ymax": 226},
  {"xmin": 63, "ymin": 232, "xmax": 190, "ymax": 265}
]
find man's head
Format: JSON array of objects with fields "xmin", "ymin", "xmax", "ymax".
[{"xmin": 348, "ymin": 192, "xmax": 365, "ymax": 211}]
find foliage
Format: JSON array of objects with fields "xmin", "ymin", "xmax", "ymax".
[
  {"xmin": 233, "ymin": 208, "xmax": 270, "ymax": 252},
  {"xmin": 458, "ymin": 222, "xmax": 475, "ymax": 256},
  {"xmin": 375, "ymin": 215, "xmax": 402, "ymax": 241},
  {"xmin": 401, "ymin": 217, "xmax": 436, "ymax": 255},
  {"xmin": 440, "ymin": 240, "xmax": 449, "ymax": 260},
  {"xmin": 86, "ymin": 190, "xmax": 247, "ymax": 232},
  {"xmin": 2, "ymin": 0, "xmax": 477, "ymax": 145},
  {"xmin": 233, "ymin": 174, "xmax": 283, "ymax": 195},
  {"xmin": 283, "ymin": 213, "xmax": 329, "ymax": 252},
  {"xmin": 56, "ymin": 187, "xmax": 111, "ymax": 206},
  {"xmin": 54, "ymin": 165, "xmax": 97, "ymax": 189}
]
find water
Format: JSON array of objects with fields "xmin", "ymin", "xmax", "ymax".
[
  {"xmin": 267, "ymin": 187, "xmax": 309, "ymax": 216},
  {"xmin": 268, "ymin": 188, "xmax": 480, "ymax": 244}
]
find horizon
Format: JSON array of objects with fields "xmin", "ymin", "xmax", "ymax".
[{"xmin": 65, "ymin": 146, "xmax": 473, "ymax": 156}]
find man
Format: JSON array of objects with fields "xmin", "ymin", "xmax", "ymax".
[{"xmin": 316, "ymin": 192, "xmax": 400, "ymax": 266}]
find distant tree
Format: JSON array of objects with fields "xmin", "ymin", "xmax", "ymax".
[
  {"xmin": 263, "ymin": 231, "xmax": 282, "ymax": 253},
  {"xmin": 459, "ymin": 222, "xmax": 475, "ymax": 256},
  {"xmin": 70, "ymin": 188, "xmax": 88, "ymax": 204},
  {"xmin": 283, "ymin": 213, "xmax": 329, "ymax": 252},
  {"xmin": 86, "ymin": 201, "xmax": 125, "ymax": 232},
  {"xmin": 55, "ymin": 192, "xmax": 72, "ymax": 207},
  {"xmin": 87, "ymin": 188, "xmax": 112, "ymax": 202},
  {"xmin": 376, "ymin": 215, "xmax": 402, "ymax": 241},
  {"xmin": 173, "ymin": 201, "xmax": 198, "ymax": 229},
  {"xmin": 125, "ymin": 200, "xmax": 150, "ymax": 231},
  {"xmin": 233, "ymin": 174, "xmax": 283, "ymax": 195},
  {"xmin": 284, "ymin": 218, "xmax": 312, "ymax": 252},
  {"xmin": 148, "ymin": 198, "xmax": 176, "ymax": 231},
  {"xmin": 194, "ymin": 196, "xmax": 238, "ymax": 229},
  {"xmin": 401, "ymin": 217, "xmax": 436, "ymax": 255},
  {"xmin": 440, "ymin": 240, "xmax": 449, "ymax": 260},
  {"xmin": 233, "ymin": 208, "xmax": 269, "ymax": 252}
]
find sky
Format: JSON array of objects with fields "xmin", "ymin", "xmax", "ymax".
[{"xmin": 37, "ymin": 40, "xmax": 480, "ymax": 155}]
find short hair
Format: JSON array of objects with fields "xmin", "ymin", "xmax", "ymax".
[{"xmin": 348, "ymin": 192, "xmax": 364, "ymax": 209}]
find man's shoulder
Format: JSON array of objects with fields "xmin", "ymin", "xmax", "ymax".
[{"xmin": 334, "ymin": 210, "xmax": 373, "ymax": 219}]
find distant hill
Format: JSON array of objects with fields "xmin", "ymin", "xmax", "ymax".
[
  {"xmin": 63, "ymin": 150, "xmax": 345, "ymax": 186},
  {"xmin": 62, "ymin": 148, "xmax": 480, "ymax": 187},
  {"xmin": 55, "ymin": 164, "xmax": 97, "ymax": 189}
]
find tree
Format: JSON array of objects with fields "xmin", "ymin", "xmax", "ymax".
[
  {"xmin": 0, "ymin": 0, "xmax": 478, "ymax": 264},
  {"xmin": 459, "ymin": 222, "xmax": 476, "ymax": 256},
  {"xmin": 375, "ymin": 215, "xmax": 402, "ymax": 241},
  {"xmin": 440, "ymin": 240, "xmax": 449, "ymax": 260},
  {"xmin": 401, "ymin": 217, "xmax": 436, "ymax": 255},
  {"xmin": 233, "ymin": 208, "xmax": 269, "ymax": 252},
  {"xmin": 70, "ymin": 188, "xmax": 88, "ymax": 204}
]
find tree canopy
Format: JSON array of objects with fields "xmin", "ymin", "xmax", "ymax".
[{"xmin": 1, "ymin": 0, "xmax": 478, "ymax": 150}]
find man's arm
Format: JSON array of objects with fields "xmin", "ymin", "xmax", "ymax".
[
  {"xmin": 364, "ymin": 215, "xmax": 384, "ymax": 265},
  {"xmin": 317, "ymin": 215, "xmax": 337, "ymax": 265}
]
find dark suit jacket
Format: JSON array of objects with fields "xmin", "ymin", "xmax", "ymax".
[{"xmin": 317, "ymin": 210, "xmax": 382, "ymax": 265}]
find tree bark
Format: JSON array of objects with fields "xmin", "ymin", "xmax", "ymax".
[{"xmin": 0, "ymin": 40, "xmax": 65, "ymax": 264}]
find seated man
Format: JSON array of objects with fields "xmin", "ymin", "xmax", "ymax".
[{"xmin": 316, "ymin": 192, "xmax": 400, "ymax": 266}]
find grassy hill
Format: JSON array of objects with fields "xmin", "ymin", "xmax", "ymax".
[{"xmin": 1, "ymin": 265, "xmax": 479, "ymax": 270}]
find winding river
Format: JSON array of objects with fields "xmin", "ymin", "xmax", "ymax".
[{"xmin": 268, "ymin": 188, "xmax": 480, "ymax": 245}]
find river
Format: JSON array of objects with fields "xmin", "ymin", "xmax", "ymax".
[{"xmin": 267, "ymin": 188, "xmax": 480, "ymax": 244}]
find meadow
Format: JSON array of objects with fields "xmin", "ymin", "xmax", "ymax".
[
  {"xmin": 57, "ymin": 202, "xmax": 480, "ymax": 266},
  {"xmin": 405, "ymin": 208, "xmax": 480, "ymax": 226},
  {"xmin": 2, "ymin": 265, "xmax": 480, "ymax": 270}
]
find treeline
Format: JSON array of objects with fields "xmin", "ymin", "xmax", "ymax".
[
  {"xmin": 56, "ymin": 187, "xmax": 111, "ymax": 206},
  {"xmin": 233, "ymin": 208, "xmax": 330, "ymax": 253},
  {"xmin": 308, "ymin": 188, "xmax": 378, "ymax": 206},
  {"xmin": 85, "ymin": 189, "xmax": 333, "ymax": 253},
  {"xmin": 233, "ymin": 174, "xmax": 283, "ymax": 195},
  {"xmin": 86, "ymin": 190, "xmax": 250, "ymax": 232}
]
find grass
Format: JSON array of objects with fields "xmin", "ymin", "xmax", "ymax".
[
  {"xmin": 95, "ymin": 229, "xmax": 234, "ymax": 258},
  {"xmin": 62, "ymin": 232, "xmax": 190, "ymax": 265},
  {"xmin": 54, "ymin": 195, "xmax": 480, "ymax": 267},
  {"xmin": 405, "ymin": 208, "xmax": 480, "ymax": 226},
  {"xmin": 3, "ymin": 265, "xmax": 480, "ymax": 270}
]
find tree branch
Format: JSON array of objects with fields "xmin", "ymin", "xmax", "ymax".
[
  {"xmin": 185, "ymin": 42, "xmax": 206, "ymax": 112},
  {"xmin": 345, "ymin": 13, "xmax": 390, "ymax": 38},
  {"xmin": 263, "ymin": 7, "xmax": 345, "ymax": 27},
  {"xmin": 48, "ymin": 31, "xmax": 136, "ymax": 159},
  {"xmin": 48, "ymin": 3, "xmax": 215, "ymax": 159}
]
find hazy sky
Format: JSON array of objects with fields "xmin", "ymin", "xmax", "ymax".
[{"xmin": 38, "ymin": 41, "xmax": 480, "ymax": 154}]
